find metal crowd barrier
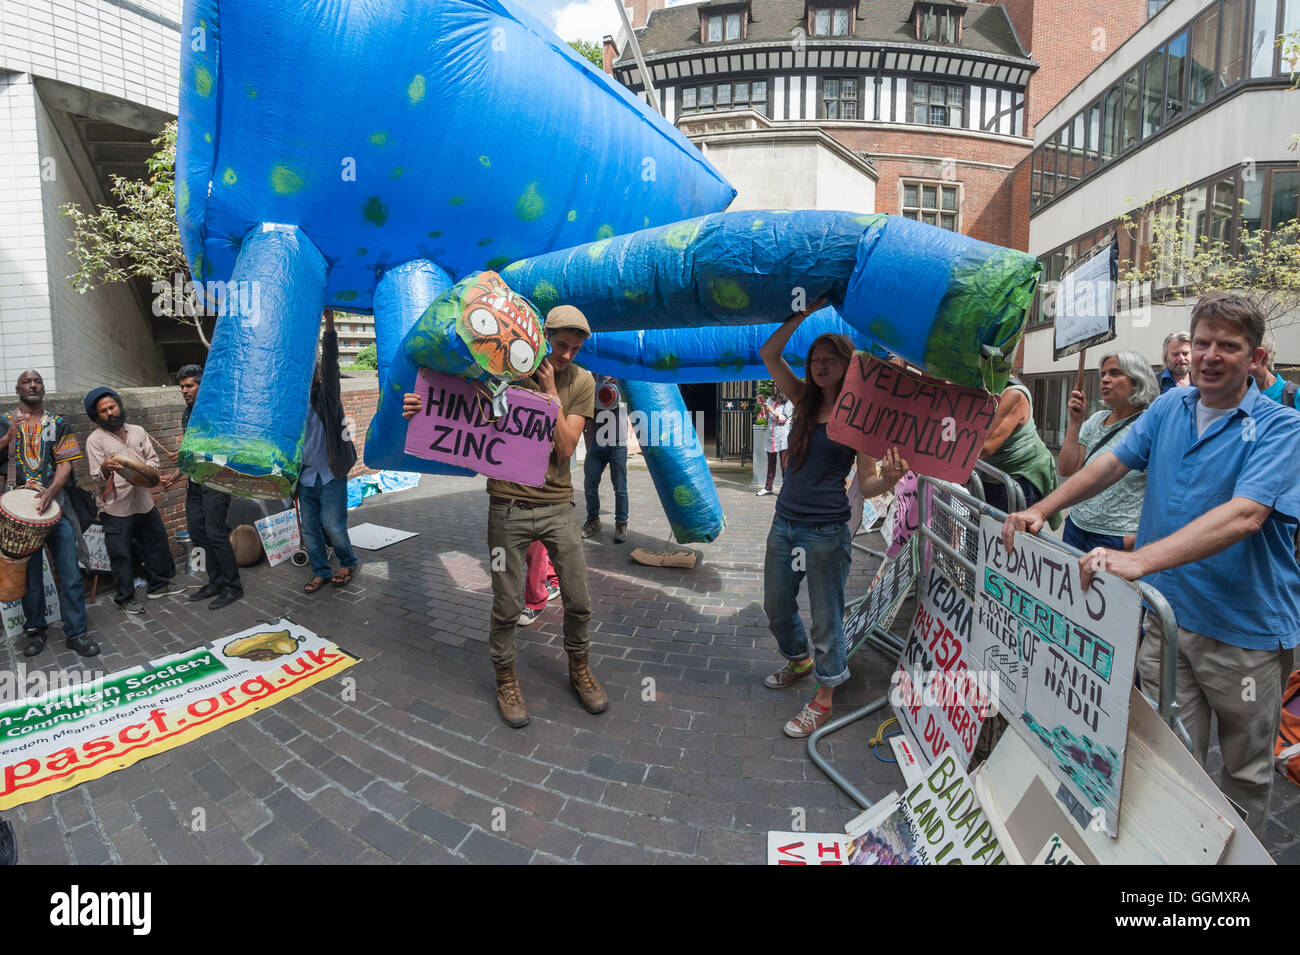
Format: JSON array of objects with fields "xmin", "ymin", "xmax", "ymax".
[{"xmin": 809, "ymin": 462, "xmax": 1191, "ymax": 811}]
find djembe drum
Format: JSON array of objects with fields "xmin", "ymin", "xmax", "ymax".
[{"xmin": 0, "ymin": 487, "xmax": 62, "ymax": 602}]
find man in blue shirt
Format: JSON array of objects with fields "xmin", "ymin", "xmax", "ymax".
[
  {"xmin": 1158, "ymin": 330, "xmax": 1191, "ymax": 393},
  {"xmin": 1003, "ymin": 292, "xmax": 1300, "ymax": 837},
  {"xmin": 1250, "ymin": 331, "xmax": 1300, "ymax": 411}
]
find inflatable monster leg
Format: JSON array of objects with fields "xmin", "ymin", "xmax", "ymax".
[
  {"xmin": 179, "ymin": 224, "xmax": 327, "ymax": 498},
  {"xmin": 363, "ymin": 259, "xmax": 473, "ymax": 474},
  {"xmin": 623, "ymin": 379, "xmax": 724, "ymax": 544}
]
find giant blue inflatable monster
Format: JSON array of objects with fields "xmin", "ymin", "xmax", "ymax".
[{"xmin": 175, "ymin": 0, "xmax": 1040, "ymax": 542}]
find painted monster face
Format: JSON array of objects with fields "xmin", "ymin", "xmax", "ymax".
[{"xmin": 457, "ymin": 272, "xmax": 545, "ymax": 380}]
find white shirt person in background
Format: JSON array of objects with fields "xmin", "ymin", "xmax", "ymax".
[{"xmin": 757, "ymin": 387, "xmax": 794, "ymax": 497}]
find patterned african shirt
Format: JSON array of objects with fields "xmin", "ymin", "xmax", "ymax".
[{"xmin": 0, "ymin": 410, "xmax": 82, "ymax": 489}]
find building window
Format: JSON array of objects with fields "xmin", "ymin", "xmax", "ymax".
[
  {"xmin": 911, "ymin": 80, "xmax": 963, "ymax": 127},
  {"xmin": 1148, "ymin": 0, "xmax": 1171, "ymax": 18},
  {"xmin": 678, "ymin": 80, "xmax": 768, "ymax": 115},
  {"xmin": 1189, "ymin": 4, "xmax": 1219, "ymax": 107},
  {"xmin": 703, "ymin": 10, "xmax": 743, "ymax": 43},
  {"xmin": 901, "ymin": 180, "xmax": 960, "ymax": 230},
  {"xmin": 915, "ymin": 4, "xmax": 960, "ymax": 43},
  {"xmin": 822, "ymin": 77, "xmax": 858, "ymax": 119},
  {"xmin": 811, "ymin": 6, "xmax": 852, "ymax": 36}
]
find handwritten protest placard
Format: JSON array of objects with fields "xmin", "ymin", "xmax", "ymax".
[
  {"xmin": 891, "ymin": 563, "xmax": 994, "ymax": 770},
  {"xmin": 404, "ymin": 368, "xmax": 558, "ymax": 487},
  {"xmin": 1052, "ymin": 239, "xmax": 1117, "ymax": 360},
  {"xmin": 899, "ymin": 750, "xmax": 1006, "ymax": 865},
  {"xmin": 254, "ymin": 509, "xmax": 301, "ymax": 566},
  {"xmin": 82, "ymin": 524, "xmax": 111, "ymax": 573},
  {"xmin": 828, "ymin": 354, "xmax": 996, "ymax": 484},
  {"xmin": 970, "ymin": 515, "xmax": 1139, "ymax": 837},
  {"xmin": 843, "ymin": 533, "xmax": 918, "ymax": 659}
]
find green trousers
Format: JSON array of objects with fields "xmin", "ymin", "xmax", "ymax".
[{"xmin": 487, "ymin": 500, "xmax": 591, "ymax": 666}]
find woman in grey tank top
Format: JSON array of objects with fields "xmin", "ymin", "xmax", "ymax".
[{"xmin": 758, "ymin": 302, "xmax": 911, "ymax": 739}]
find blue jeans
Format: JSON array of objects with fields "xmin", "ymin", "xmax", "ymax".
[
  {"xmin": 763, "ymin": 517, "xmax": 852, "ymax": 688},
  {"xmin": 1062, "ymin": 515, "xmax": 1126, "ymax": 553},
  {"xmin": 23, "ymin": 516, "xmax": 87, "ymax": 640},
  {"xmin": 298, "ymin": 476, "xmax": 357, "ymax": 578},
  {"xmin": 584, "ymin": 443, "xmax": 628, "ymax": 523}
]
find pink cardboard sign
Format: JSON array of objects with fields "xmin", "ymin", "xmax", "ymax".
[
  {"xmin": 404, "ymin": 368, "xmax": 558, "ymax": 487},
  {"xmin": 828, "ymin": 354, "xmax": 996, "ymax": 484}
]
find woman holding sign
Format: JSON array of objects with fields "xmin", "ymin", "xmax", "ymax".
[
  {"xmin": 758, "ymin": 301, "xmax": 910, "ymax": 739},
  {"xmin": 1057, "ymin": 352, "xmax": 1158, "ymax": 553}
]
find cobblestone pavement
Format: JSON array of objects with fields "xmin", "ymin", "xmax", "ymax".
[{"xmin": 4, "ymin": 466, "xmax": 1298, "ymax": 864}]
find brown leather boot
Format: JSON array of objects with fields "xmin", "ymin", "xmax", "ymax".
[
  {"xmin": 568, "ymin": 652, "xmax": 608, "ymax": 714},
  {"xmin": 494, "ymin": 662, "xmax": 530, "ymax": 728}
]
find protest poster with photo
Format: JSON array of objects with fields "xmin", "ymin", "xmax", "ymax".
[
  {"xmin": 1052, "ymin": 238, "xmax": 1118, "ymax": 360},
  {"xmin": 254, "ymin": 508, "xmax": 301, "ymax": 566},
  {"xmin": 0, "ymin": 619, "xmax": 358, "ymax": 810},
  {"xmin": 970, "ymin": 515, "xmax": 1140, "ymax": 837},
  {"xmin": 843, "ymin": 533, "xmax": 918, "ymax": 659},
  {"xmin": 405, "ymin": 367, "xmax": 558, "ymax": 486},
  {"xmin": 891, "ymin": 562, "xmax": 992, "ymax": 770},
  {"xmin": 828, "ymin": 353, "xmax": 996, "ymax": 484}
]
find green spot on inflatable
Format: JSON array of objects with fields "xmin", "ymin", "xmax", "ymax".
[
  {"xmin": 336, "ymin": 290, "xmax": 358, "ymax": 302},
  {"xmin": 449, "ymin": 195, "xmax": 465, "ymax": 205},
  {"xmin": 177, "ymin": 180, "xmax": 189, "ymax": 215},
  {"xmin": 662, "ymin": 220, "xmax": 703, "ymax": 250},
  {"xmin": 651, "ymin": 353, "xmax": 680, "ymax": 372},
  {"xmin": 408, "ymin": 74, "xmax": 426, "ymax": 105},
  {"xmin": 515, "ymin": 182, "xmax": 545, "ymax": 222},
  {"xmin": 477, "ymin": 237, "xmax": 492, "ymax": 247},
  {"xmin": 222, "ymin": 167, "xmax": 237, "ymax": 185},
  {"xmin": 370, "ymin": 131, "xmax": 388, "ymax": 146},
  {"xmin": 195, "ymin": 65, "xmax": 212, "ymax": 97},
  {"xmin": 427, "ymin": 230, "xmax": 442, "ymax": 238},
  {"xmin": 485, "ymin": 255, "xmax": 511, "ymax": 270},
  {"xmin": 869, "ymin": 318, "xmax": 902, "ymax": 347},
  {"xmin": 673, "ymin": 486, "xmax": 694, "ymax": 507},
  {"xmin": 596, "ymin": 224, "xmax": 615, "ymax": 240},
  {"xmin": 751, "ymin": 218, "xmax": 765, "ymax": 230},
  {"xmin": 716, "ymin": 351, "xmax": 744, "ymax": 372},
  {"xmin": 710, "ymin": 277, "xmax": 750, "ymax": 310},
  {"xmin": 246, "ymin": 83, "xmax": 258, "ymax": 99},
  {"xmin": 588, "ymin": 238, "xmax": 612, "ymax": 259},
  {"xmin": 567, "ymin": 209, "xmax": 578, "ymax": 222},
  {"xmin": 356, "ymin": 248, "xmax": 368, "ymax": 256},
  {"xmin": 389, "ymin": 166, "xmax": 404, "ymax": 179},
  {"xmin": 270, "ymin": 165, "xmax": 304, "ymax": 195},
  {"xmin": 363, "ymin": 196, "xmax": 388, "ymax": 226},
  {"xmin": 532, "ymin": 280, "xmax": 560, "ymax": 310},
  {"xmin": 479, "ymin": 155, "xmax": 491, "ymax": 168}
]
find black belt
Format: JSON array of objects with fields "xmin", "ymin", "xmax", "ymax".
[{"xmin": 490, "ymin": 496, "xmax": 542, "ymax": 509}]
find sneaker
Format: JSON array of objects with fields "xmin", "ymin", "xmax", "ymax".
[
  {"xmin": 756, "ymin": 488, "xmax": 772, "ymax": 497},
  {"xmin": 545, "ymin": 582, "xmax": 561, "ymax": 604},
  {"xmin": 764, "ymin": 659, "xmax": 814, "ymax": 689},
  {"xmin": 66, "ymin": 633, "xmax": 101, "ymax": 658},
  {"xmin": 118, "ymin": 598, "xmax": 145, "ymax": 615},
  {"xmin": 518, "ymin": 606, "xmax": 543, "ymax": 627},
  {"xmin": 783, "ymin": 700, "xmax": 831, "ymax": 739},
  {"xmin": 146, "ymin": 583, "xmax": 186, "ymax": 599},
  {"xmin": 613, "ymin": 522, "xmax": 628, "ymax": 543},
  {"xmin": 581, "ymin": 517, "xmax": 601, "ymax": 539}
]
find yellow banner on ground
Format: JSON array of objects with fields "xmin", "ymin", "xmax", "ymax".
[{"xmin": 0, "ymin": 619, "xmax": 358, "ymax": 810}]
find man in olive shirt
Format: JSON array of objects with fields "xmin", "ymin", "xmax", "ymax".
[{"xmin": 404, "ymin": 305, "xmax": 605, "ymax": 727}]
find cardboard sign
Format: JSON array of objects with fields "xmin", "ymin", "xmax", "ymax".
[
  {"xmin": 900, "ymin": 751, "xmax": 1005, "ymax": 865},
  {"xmin": 891, "ymin": 563, "xmax": 993, "ymax": 770},
  {"xmin": 970, "ymin": 515, "xmax": 1140, "ymax": 838},
  {"xmin": 404, "ymin": 368, "xmax": 558, "ymax": 486},
  {"xmin": 1032, "ymin": 833, "xmax": 1083, "ymax": 865},
  {"xmin": 843, "ymin": 533, "xmax": 918, "ymax": 659},
  {"xmin": 829, "ymin": 354, "xmax": 996, "ymax": 483},
  {"xmin": 253, "ymin": 509, "xmax": 301, "ymax": 566},
  {"xmin": 884, "ymin": 472, "xmax": 919, "ymax": 559},
  {"xmin": 1, "ymin": 553, "xmax": 60, "ymax": 639},
  {"xmin": 82, "ymin": 524, "xmax": 111, "ymax": 573},
  {"xmin": 1052, "ymin": 239, "xmax": 1118, "ymax": 360}
]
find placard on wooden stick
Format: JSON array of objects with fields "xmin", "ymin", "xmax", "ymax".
[
  {"xmin": 1052, "ymin": 237, "xmax": 1118, "ymax": 361},
  {"xmin": 828, "ymin": 354, "xmax": 996, "ymax": 484}
]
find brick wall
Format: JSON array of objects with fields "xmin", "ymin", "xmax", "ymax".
[
  {"xmin": 994, "ymin": 0, "xmax": 1148, "ymax": 135},
  {"xmin": 1, "ymin": 375, "xmax": 380, "ymax": 561},
  {"xmin": 825, "ymin": 125, "xmax": 1031, "ymax": 249}
]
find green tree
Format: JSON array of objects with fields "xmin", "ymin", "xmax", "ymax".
[
  {"xmin": 347, "ymin": 343, "xmax": 378, "ymax": 370},
  {"xmin": 1119, "ymin": 191, "xmax": 1300, "ymax": 331},
  {"xmin": 59, "ymin": 121, "xmax": 209, "ymax": 348},
  {"xmin": 568, "ymin": 38, "xmax": 604, "ymax": 69}
]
